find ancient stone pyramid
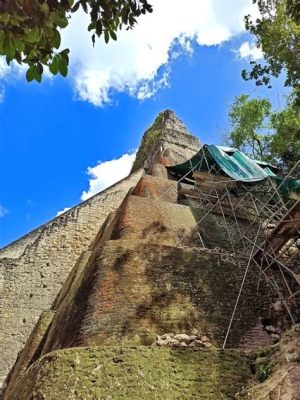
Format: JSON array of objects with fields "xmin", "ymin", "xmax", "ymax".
[
  {"xmin": 1, "ymin": 110, "xmax": 299, "ymax": 399},
  {"xmin": 0, "ymin": 110, "xmax": 200, "ymax": 395}
]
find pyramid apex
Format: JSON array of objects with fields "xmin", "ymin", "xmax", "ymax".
[
  {"xmin": 131, "ymin": 110, "xmax": 201, "ymax": 172},
  {"xmin": 152, "ymin": 109, "xmax": 191, "ymax": 136}
]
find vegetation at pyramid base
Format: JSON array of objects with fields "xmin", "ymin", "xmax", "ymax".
[
  {"xmin": 0, "ymin": 0, "xmax": 153, "ymax": 82},
  {"xmin": 6, "ymin": 346, "xmax": 252, "ymax": 400},
  {"xmin": 243, "ymin": 0, "xmax": 300, "ymax": 103},
  {"xmin": 226, "ymin": 91, "xmax": 300, "ymax": 171}
]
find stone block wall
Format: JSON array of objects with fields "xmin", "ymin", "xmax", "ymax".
[
  {"xmin": 0, "ymin": 170, "xmax": 142, "ymax": 388},
  {"xmin": 35, "ymin": 175, "xmax": 273, "ymax": 355},
  {"xmin": 40, "ymin": 240, "xmax": 273, "ymax": 353},
  {"xmin": 3, "ymin": 168, "xmax": 278, "ymax": 400}
]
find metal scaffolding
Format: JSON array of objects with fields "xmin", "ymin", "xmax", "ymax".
[{"xmin": 174, "ymin": 152, "xmax": 300, "ymax": 346}]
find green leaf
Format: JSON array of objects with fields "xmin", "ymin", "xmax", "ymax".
[
  {"xmin": 24, "ymin": 28, "xmax": 40, "ymax": 43},
  {"xmin": 0, "ymin": 13, "xmax": 10, "ymax": 23},
  {"xmin": 110, "ymin": 30, "xmax": 117, "ymax": 41},
  {"xmin": 114, "ymin": 15, "xmax": 120, "ymax": 27},
  {"xmin": 80, "ymin": 0, "xmax": 88, "ymax": 13},
  {"xmin": 41, "ymin": 3, "xmax": 49, "ymax": 13},
  {"xmin": 58, "ymin": 58, "xmax": 68, "ymax": 77},
  {"xmin": 0, "ymin": 34, "xmax": 4, "ymax": 55},
  {"xmin": 35, "ymin": 71, "xmax": 42, "ymax": 83},
  {"xmin": 44, "ymin": 26, "xmax": 55, "ymax": 37},
  {"xmin": 14, "ymin": 37, "xmax": 25, "ymax": 53},
  {"xmin": 145, "ymin": 3, "xmax": 153, "ymax": 13},
  {"xmin": 36, "ymin": 62, "xmax": 43, "ymax": 75},
  {"xmin": 56, "ymin": 16, "xmax": 69, "ymax": 29},
  {"xmin": 11, "ymin": 14, "xmax": 26, "ymax": 23},
  {"xmin": 88, "ymin": 22, "xmax": 96, "ymax": 32},
  {"xmin": 60, "ymin": 48, "xmax": 70, "ymax": 56},
  {"xmin": 104, "ymin": 30, "xmax": 109, "ymax": 44},
  {"xmin": 96, "ymin": 20, "xmax": 102, "ymax": 36},
  {"xmin": 26, "ymin": 64, "xmax": 42, "ymax": 83},
  {"xmin": 3, "ymin": 35, "xmax": 16, "ymax": 60},
  {"xmin": 26, "ymin": 65, "xmax": 36, "ymax": 82},
  {"xmin": 9, "ymin": 36, "xmax": 16, "ymax": 59},
  {"xmin": 53, "ymin": 30, "xmax": 61, "ymax": 49},
  {"xmin": 49, "ymin": 56, "xmax": 59, "ymax": 75},
  {"xmin": 71, "ymin": 1, "xmax": 80, "ymax": 12},
  {"xmin": 60, "ymin": 49, "xmax": 69, "ymax": 64}
]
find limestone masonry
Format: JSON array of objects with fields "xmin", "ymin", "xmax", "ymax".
[
  {"xmin": 0, "ymin": 170, "xmax": 143, "ymax": 388},
  {"xmin": 0, "ymin": 110, "xmax": 200, "ymax": 392},
  {"xmin": 1, "ymin": 110, "xmax": 299, "ymax": 399}
]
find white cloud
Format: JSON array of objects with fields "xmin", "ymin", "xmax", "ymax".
[
  {"xmin": 61, "ymin": 0, "xmax": 257, "ymax": 106},
  {"xmin": 56, "ymin": 207, "xmax": 71, "ymax": 217},
  {"xmin": 0, "ymin": 1, "xmax": 259, "ymax": 104},
  {"xmin": 134, "ymin": 69, "xmax": 170, "ymax": 100},
  {"xmin": 81, "ymin": 152, "xmax": 136, "ymax": 201},
  {"xmin": 238, "ymin": 41, "xmax": 263, "ymax": 60},
  {"xmin": 0, "ymin": 57, "xmax": 26, "ymax": 102},
  {"xmin": 0, "ymin": 58, "xmax": 10, "ymax": 103},
  {"xmin": 0, "ymin": 87, "xmax": 4, "ymax": 103},
  {"xmin": 0, "ymin": 205, "xmax": 8, "ymax": 218},
  {"xmin": 0, "ymin": 58, "xmax": 10, "ymax": 79}
]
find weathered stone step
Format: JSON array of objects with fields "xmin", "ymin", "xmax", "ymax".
[{"xmin": 111, "ymin": 194, "xmax": 197, "ymax": 246}]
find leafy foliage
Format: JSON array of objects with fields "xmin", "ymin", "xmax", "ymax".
[
  {"xmin": 0, "ymin": 0, "xmax": 153, "ymax": 82},
  {"xmin": 255, "ymin": 357, "xmax": 275, "ymax": 383},
  {"xmin": 270, "ymin": 94, "xmax": 300, "ymax": 170},
  {"xmin": 243, "ymin": 0, "xmax": 300, "ymax": 99},
  {"xmin": 227, "ymin": 94, "xmax": 272, "ymax": 160},
  {"xmin": 226, "ymin": 93, "xmax": 300, "ymax": 171}
]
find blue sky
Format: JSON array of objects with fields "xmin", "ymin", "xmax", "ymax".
[{"xmin": 0, "ymin": 1, "xmax": 289, "ymax": 248}]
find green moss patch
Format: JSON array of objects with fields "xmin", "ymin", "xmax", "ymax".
[
  {"xmin": 7, "ymin": 346, "xmax": 252, "ymax": 400},
  {"xmin": 131, "ymin": 111, "xmax": 166, "ymax": 172},
  {"xmin": 254, "ymin": 357, "xmax": 275, "ymax": 382}
]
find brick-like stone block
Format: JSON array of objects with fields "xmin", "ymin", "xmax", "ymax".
[
  {"xmin": 112, "ymin": 195, "xmax": 196, "ymax": 245},
  {"xmin": 132, "ymin": 175, "xmax": 178, "ymax": 203}
]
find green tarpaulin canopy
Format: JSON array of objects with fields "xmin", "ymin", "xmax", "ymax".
[
  {"xmin": 272, "ymin": 176, "xmax": 300, "ymax": 199},
  {"xmin": 167, "ymin": 144, "xmax": 277, "ymax": 182},
  {"xmin": 167, "ymin": 144, "xmax": 299, "ymax": 198}
]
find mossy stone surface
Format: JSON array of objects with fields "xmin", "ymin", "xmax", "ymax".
[{"xmin": 7, "ymin": 346, "xmax": 252, "ymax": 400}]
